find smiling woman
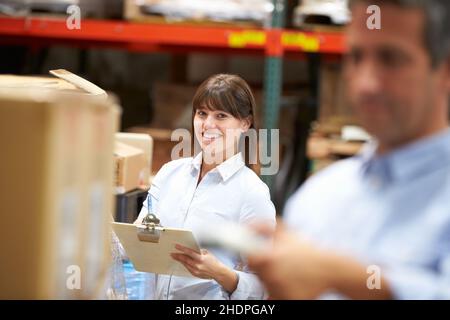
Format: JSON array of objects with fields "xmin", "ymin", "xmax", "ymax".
[
  {"xmin": 192, "ymin": 74, "xmax": 259, "ymax": 174},
  {"xmin": 134, "ymin": 74, "xmax": 276, "ymax": 300}
]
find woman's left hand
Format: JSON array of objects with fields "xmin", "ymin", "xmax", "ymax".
[
  {"xmin": 171, "ymin": 244, "xmax": 238, "ymax": 293},
  {"xmin": 171, "ymin": 244, "xmax": 223, "ymax": 279}
]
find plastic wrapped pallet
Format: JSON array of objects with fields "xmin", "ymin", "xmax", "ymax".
[
  {"xmin": 0, "ymin": 0, "xmax": 123, "ymax": 19},
  {"xmin": 293, "ymin": 0, "xmax": 351, "ymax": 27},
  {"xmin": 107, "ymin": 230, "xmax": 128, "ymax": 300},
  {"xmin": 125, "ymin": 0, "xmax": 273, "ymax": 26}
]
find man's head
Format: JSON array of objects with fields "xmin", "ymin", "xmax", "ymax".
[{"xmin": 345, "ymin": 0, "xmax": 450, "ymax": 153}]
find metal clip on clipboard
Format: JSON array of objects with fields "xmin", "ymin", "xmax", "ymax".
[
  {"xmin": 136, "ymin": 194, "xmax": 164, "ymax": 243},
  {"xmin": 136, "ymin": 213, "xmax": 164, "ymax": 243}
]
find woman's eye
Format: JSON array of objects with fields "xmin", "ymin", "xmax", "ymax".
[
  {"xmin": 197, "ymin": 110, "xmax": 206, "ymax": 116},
  {"xmin": 216, "ymin": 113, "xmax": 227, "ymax": 119}
]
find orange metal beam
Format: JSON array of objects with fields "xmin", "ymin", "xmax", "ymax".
[{"xmin": 0, "ymin": 16, "xmax": 346, "ymax": 54}]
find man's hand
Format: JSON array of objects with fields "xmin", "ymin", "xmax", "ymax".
[
  {"xmin": 171, "ymin": 244, "xmax": 238, "ymax": 293},
  {"xmin": 247, "ymin": 224, "xmax": 335, "ymax": 299},
  {"xmin": 247, "ymin": 223, "xmax": 392, "ymax": 300}
]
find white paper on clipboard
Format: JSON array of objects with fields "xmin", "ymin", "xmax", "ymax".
[{"xmin": 112, "ymin": 222, "xmax": 200, "ymax": 277}]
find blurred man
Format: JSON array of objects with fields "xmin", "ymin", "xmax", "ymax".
[{"xmin": 249, "ymin": 0, "xmax": 450, "ymax": 299}]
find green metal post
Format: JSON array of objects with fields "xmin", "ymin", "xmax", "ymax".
[{"xmin": 262, "ymin": 0, "xmax": 285, "ymax": 190}]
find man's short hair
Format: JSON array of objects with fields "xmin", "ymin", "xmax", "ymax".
[{"xmin": 349, "ymin": 0, "xmax": 450, "ymax": 68}]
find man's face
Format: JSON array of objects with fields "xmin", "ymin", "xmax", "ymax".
[{"xmin": 345, "ymin": 3, "xmax": 448, "ymax": 151}]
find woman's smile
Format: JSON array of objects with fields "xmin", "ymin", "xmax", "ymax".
[{"xmin": 202, "ymin": 130, "xmax": 223, "ymax": 145}]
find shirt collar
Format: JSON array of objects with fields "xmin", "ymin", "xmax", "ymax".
[
  {"xmin": 191, "ymin": 152, "xmax": 203, "ymax": 172},
  {"xmin": 359, "ymin": 128, "xmax": 450, "ymax": 183},
  {"xmin": 191, "ymin": 152, "xmax": 246, "ymax": 182}
]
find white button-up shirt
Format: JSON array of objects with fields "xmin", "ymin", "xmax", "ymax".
[
  {"xmin": 284, "ymin": 129, "xmax": 450, "ymax": 299},
  {"xmin": 136, "ymin": 152, "xmax": 276, "ymax": 300}
]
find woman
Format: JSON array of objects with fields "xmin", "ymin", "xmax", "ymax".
[{"xmin": 135, "ymin": 74, "xmax": 276, "ymax": 300}]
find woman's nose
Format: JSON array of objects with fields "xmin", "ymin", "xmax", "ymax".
[{"xmin": 203, "ymin": 115, "xmax": 217, "ymax": 129}]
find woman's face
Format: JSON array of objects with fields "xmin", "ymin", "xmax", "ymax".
[{"xmin": 193, "ymin": 107, "xmax": 250, "ymax": 163}]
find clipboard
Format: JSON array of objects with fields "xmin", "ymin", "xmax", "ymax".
[{"xmin": 112, "ymin": 222, "xmax": 200, "ymax": 277}]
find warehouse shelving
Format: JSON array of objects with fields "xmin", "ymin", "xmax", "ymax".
[{"xmin": 0, "ymin": 12, "xmax": 346, "ymax": 200}]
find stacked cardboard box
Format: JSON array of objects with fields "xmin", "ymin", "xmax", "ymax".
[
  {"xmin": 114, "ymin": 142, "xmax": 147, "ymax": 194},
  {"xmin": 0, "ymin": 71, "xmax": 119, "ymax": 299},
  {"xmin": 307, "ymin": 121, "xmax": 368, "ymax": 174},
  {"xmin": 318, "ymin": 62, "xmax": 355, "ymax": 125},
  {"xmin": 304, "ymin": 59, "xmax": 366, "ymax": 174},
  {"xmin": 126, "ymin": 127, "xmax": 178, "ymax": 175},
  {"xmin": 115, "ymin": 132, "xmax": 153, "ymax": 194}
]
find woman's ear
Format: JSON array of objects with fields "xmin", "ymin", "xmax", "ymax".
[{"xmin": 241, "ymin": 117, "xmax": 252, "ymax": 133}]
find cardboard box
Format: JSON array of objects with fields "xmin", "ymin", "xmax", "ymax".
[
  {"xmin": 307, "ymin": 136, "xmax": 363, "ymax": 159},
  {"xmin": 115, "ymin": 132, "xmax": 153, "ymax": 188},
  {"xmin": 0, "ymin": 72, "xmax": 119, "ymax": 299},
  {"xmin": 126, "ymin": 127, "xmax": 180, "ymax": 174},
  {"xmin": 114, "ymin": 142, "xmax": 147, "ymax": 194},
  {"xmin": 0, "ymin": 69, "xmax": 107, "ymax": 98},
  {"xmin": 318, "ymin": 62, "xmax": 355, "ymax": 125}
]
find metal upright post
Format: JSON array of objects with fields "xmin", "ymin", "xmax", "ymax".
[{"xmin": 262, "ymin": 0, "xmax": 285, "ymax": 191}]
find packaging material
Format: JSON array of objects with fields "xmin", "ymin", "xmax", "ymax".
[
  {"xmin": 107, "ymin": 231, "xmax": 128, "ymax": 300},
  {"xmin": 318, "ymin": 62, "xmax": 354, "ymax": 125},
  {"xmin": 293, "ymin": 0, "xmax": 351, "ymax": 27},
  {"xmin": 0, "ymin": 72, "xmax": 120, "ymax": 299},
  {"xmin": 0, "ymin": 0, "xmax": 124, "ymax": 19},
  {"xmin": 115, "ymin": 132, "xmax": 153, "ymax": 189},
  {"xmin": 307, "ymin": 123, "xmax": 366, "ymax": 175},
  {"xmin": 0, "ymin": 69, "xmax": 107, "ymax": 97},
  {"xmin": 114, "ymin": 142, "xmax": 147, "ymax": 194},
  {"xmin": 124, "ymin": 0, "xmax": 273, "ymax": 26},
  {"xmin": 0, "ymin": 0, "xmax": 75, "ymax": 16}
]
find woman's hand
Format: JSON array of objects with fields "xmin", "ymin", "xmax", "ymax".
[{"xmin": 171, "ymin": 244, "xmax": 238, "ymax": 293}]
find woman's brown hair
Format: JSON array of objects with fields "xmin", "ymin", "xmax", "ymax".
[{"xmin": 191, "ymin": 74, "xmax": 259, "ymax": 172}]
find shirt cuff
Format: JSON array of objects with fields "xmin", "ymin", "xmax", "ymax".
[{"xmin": 229, "ymin": 271, "xmax": 267, "ymax": 300}]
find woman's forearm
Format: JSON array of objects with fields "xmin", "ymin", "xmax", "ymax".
[{"xmin": 214, "ymin": 264, "xmax": 239, "ymax": 294}]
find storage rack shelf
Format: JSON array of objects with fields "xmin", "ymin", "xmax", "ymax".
[{"xmin": 0, "ymin": 15, "xmax": 346, "ymax": 199}]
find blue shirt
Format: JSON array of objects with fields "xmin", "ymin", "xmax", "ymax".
[
  {"xmin": 284, "ymin": 128, "xmax": 450, "ymax": 299},
  {"xmin": 136, "ymin": 152, "xmax": 276, "ymax": 300}
]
